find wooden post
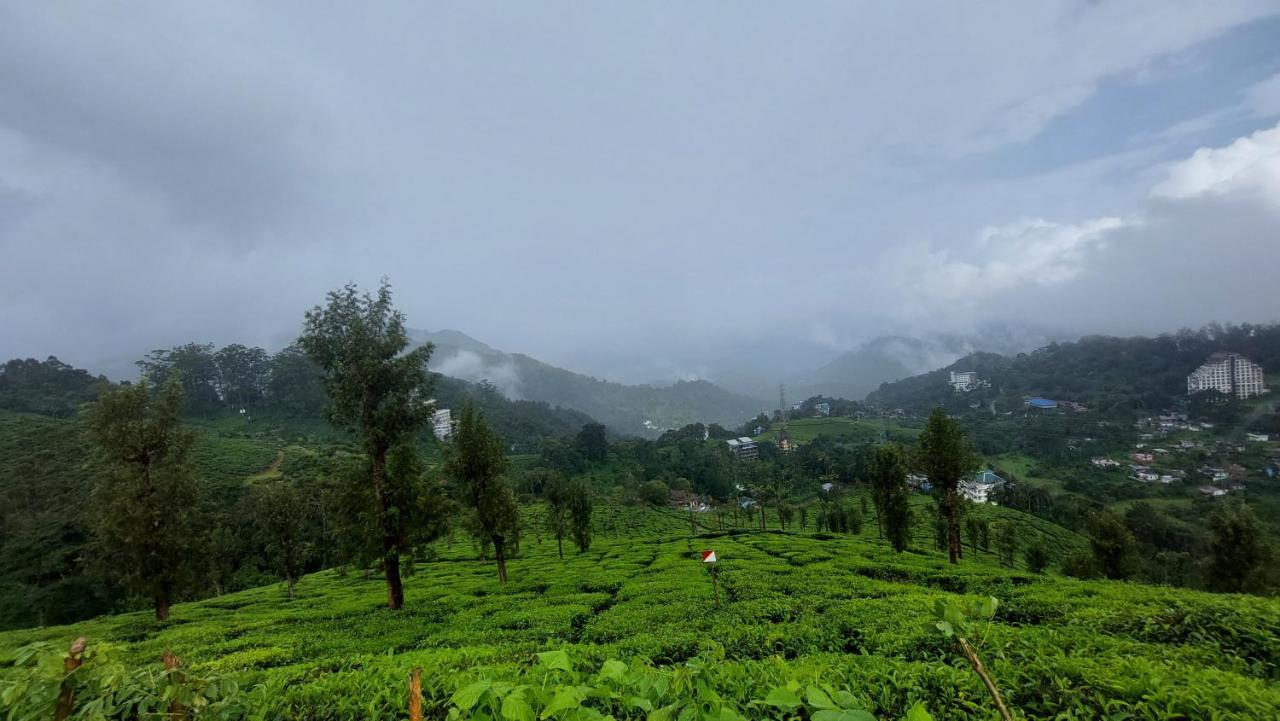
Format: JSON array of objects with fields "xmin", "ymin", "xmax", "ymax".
[
  {"xmin": 710, "ymin": 566, "xmax": 720, "ymax": 608},
  {"xmin": 409, "ymin": 668, "xmax": 423, "ymax": 721},
  {"xmin": 53, "ymin": 637, "xmax": 87, "ymax": 721},
  {"xmin": 163, "ymin": 650, "xmax": 188, "ymax": 721}
]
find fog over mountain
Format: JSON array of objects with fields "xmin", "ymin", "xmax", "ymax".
[{"xmin": 3, "ymin": 4, "xmax": 1280, "ymax": 390}]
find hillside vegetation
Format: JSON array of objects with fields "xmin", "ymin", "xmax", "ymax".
[
  {"xmin": 422, "ymin": 330, "xmax": 767, "ymax": 436},
  {"xmin": 2, "ymin": 506, "xmax": 1276, "ymax": 720},
  {"xmin": 867, "ymin": 323, "xmax": 1280, "ymax": 415}
]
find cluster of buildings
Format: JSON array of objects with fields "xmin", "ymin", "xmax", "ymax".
[
  {"xmin": 725, "ymin": 436, "xmax": 759, "ymax": 460},
  {"xmin": 906, "ymin": 469, "xmax": 1005, "ymax": 504},
  {"xmin": 949, "ymin": 371, "xmax": 990, "ymax": 393},
  {"xmin": 1187, "ymin": 352, "xmax": 1269, "ymax": 399}
]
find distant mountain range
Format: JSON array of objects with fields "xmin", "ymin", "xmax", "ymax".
[
  {"xmin": 412, "ymin": 329, "xmax": 767, "ymax": 437},
  {"xmin": 784, "ymin": 324, "xmax": 1068, "ymax": 401}
]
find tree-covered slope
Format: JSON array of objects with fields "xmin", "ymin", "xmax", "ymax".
[
  {"xmin": 2, "ymin": 508, "xmax": 1276, "ymax": 720},
  {"xmin": 0, "ymin": 410, "xmax": 281, "ymax": 629},
  {"xmin": 420, "ymin": 329, "xmax": 767, "ymax": 436},
  {"xmin": 868, "ymin": 323, "xmax": 1280, "ymax": 413}
]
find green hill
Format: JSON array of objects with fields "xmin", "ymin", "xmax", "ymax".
[
  {"xmin": 420, "ymin": 330, "xmax": 767, "ymax": 436},
  {"xmin": 867, "ymin": 323, "xmax": 1280, "ymax": 414},
  {"xmin": 2, "ymin": 505, "xmax": 1276, "ymax": 720}
]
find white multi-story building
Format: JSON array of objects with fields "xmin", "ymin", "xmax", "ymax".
[
  {"xmin": 1187, "ymin": 353, "xmax": 1268, "ymax": 399},
  {"xmin": 432, "ymin": 408, "xmax": 453, "ymax": 441},
  {"xmin": 950, "ymin": 371, "xmax": 978, "ymax": 392}
]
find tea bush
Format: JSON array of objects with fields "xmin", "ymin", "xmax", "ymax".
[{"xmin": 2, "ymin": 505, "xmax": 1278, "ymax": 719}]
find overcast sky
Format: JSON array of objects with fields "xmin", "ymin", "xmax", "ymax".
[{"xmin": 3, "ymin": 2, "xmax": 1280, "ymax": 382}]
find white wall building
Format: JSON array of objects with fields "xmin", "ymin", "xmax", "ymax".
[
  {"xmin": 432, "ymin": 408, "xmax": 453, "ymax": 441},
  {"xmin": 950, "ymin": 371, "xmax": 978, "ymax": 392},
  {"xmin": 1187, "ymin": 353, "xmax": 1268, "ymax": 399}
]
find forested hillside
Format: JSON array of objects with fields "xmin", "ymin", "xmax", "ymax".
[
  {"xmin": 421, "ymin": 329, "xmax": 767, "ymax": 436},
  {"xmin": 868, "ymin": 323, "xmax": 1280, "ymax": 414},
  {"xmin": 0, "ymin": 352, "xmax": 597, "ymax": 629}
]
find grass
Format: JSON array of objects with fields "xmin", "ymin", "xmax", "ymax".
[{"xmin": 4, "ymin": 504, "xmax": 1276, "ymax": 720}]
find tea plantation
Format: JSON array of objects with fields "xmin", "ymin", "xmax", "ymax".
[{"xmin": 2, "ymin": 505, "xmax": 1278, "ymax": 720}]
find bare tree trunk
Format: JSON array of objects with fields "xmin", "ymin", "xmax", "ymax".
[
  {"xmin": 155, "ymin": 594, "xmax": 170, "ymax": 621},
  {"xmin": 947, "ymin": 491, "xmax": 960, "ymax": 565},
  {"xmin": 371, "ymin": 446, "xmax": 405, "ymax": 609},
  {"xmin": 557, "ymin": 535, "xmax": 563, "ymax": 560},
  {"xmin": 494, "ymin": 538, "xmax": 508, "ymax": 584},
  {"xmin": 287, "ymin": 575, "xmax": 296, "ymax": 600}
]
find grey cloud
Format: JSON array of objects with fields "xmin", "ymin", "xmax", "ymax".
[{"xmin": 1, "ymin": 3, "xmax": 1279, "ymax": 384}]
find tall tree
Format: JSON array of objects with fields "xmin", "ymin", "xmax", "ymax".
[
  {"xmin": 1208, "ymin": 501, "xmax": 1270, "ymax": 593},
  {"xmin": 448, "ymin": 402, "xmax": 520, "ymax": 583},
  {"xmin": 298, "ymin": 281, "xmax": 435, "ymax": 610},
  {"xmin": 916, "ymin": 408, "xmax": 978, "ymax": 564},
  {"xmin": 576, "ymin": 423, "xmax": 609, "ymax": 462},
  {"xmin": 266, "ymin": 345, "xmax": 327, "ymax": 417},
  {"xmin": 569, "ymin": 482, "xmax": 593, "ymax": 553},
  {"xmin": 85, "ymin": 379, "xmax": 201, "ymax": 620},
  {"xmin": 869, "ymin": 444, "xmax": 912, "ymax": 552},
  {"xmin": 249, "ymin": 480, "xmax": 308, "ymax": 599},
  {"xmin": 995, "ymin": 522, "xmax": 1019, "ymax": 568},
  {"xmin": 137, "ymin": 343, "xmax": 222, "ymax": 414},
  {"xmin": 543, "ymin": 472, "xmax": 572, "ymax": 559},
  {"xmin": 213, "ymin": 344, "xmax": 270, "ymax": 408}
]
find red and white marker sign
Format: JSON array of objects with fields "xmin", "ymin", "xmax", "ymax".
[{"xmin": 701, "ymin": 550, "xmax": 717, "ymax": 563}]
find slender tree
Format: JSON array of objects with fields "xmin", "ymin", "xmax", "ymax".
[
  {"xmin": 995, "ymin": 523, "xmax": 1019, "ymax": 568},
  {"xmin": 85, "ymin": 379, "xmax": 200, "ymax": 620},
  {"xmin": 249, "ymin": 480, "xmax": 307, "ymax": 599},
  {"xmin": 1024, "ymin": 542, "xmax": 1050, "ymax": 574},
  {"xmin": 569, "ymin": 482, "xmax": 593, "ymax": 553},
  {"xmin": 576, "ymin": 423, "xmax": 609, "ymax": 462},
  {"xmin": 869, "ymin": 444, "xmax": 913, "ymax": 552},
  {"xmin": 298, "ymin": 281, "xmax": 435, "ymax": 610},
  {"xmin": 544, "ymin": 472, "xmax": 572, "ymax": 559},
  {"xmin": 449, "ymin": 402, "xmax": 520, "ymax": 582},
  {"xmin": 916, "ymin": 408, "xmax": 978, "ymax": 564}
]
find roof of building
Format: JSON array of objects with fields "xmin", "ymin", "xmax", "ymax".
[{"xmin": 1026, "ymin": 397, "xmax": 1057, "ymax": 408}]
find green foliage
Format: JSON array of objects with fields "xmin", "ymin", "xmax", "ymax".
[
  {"xmin": 1087, "ymin": 511, "xmax": 1140, "ymax": 581},
  {"xmin": 0, "ymin": 640, "xmax": 254, "ymax": 720},
  {"xmin": 544, "ymin": 473, "xmax": 572, "ymax": 559},
  {"xmin": 299, "ymin": 280, "xmax": 437, "ymax": 609},
  {"xmin": 868, "ymin": 445, "xmax": 912, "ymax": 553},
  {"xmin": 916, "ymin": 409, "xmax": 978, "ymax": 564},
  {"xmin": 577, "ymin": 423, "xmax": 609, "ymax": 463},
  {"xmin": 1209, "ymin": 501, "xmax": 1272, "ymax": 593},
  {"xmin": 868, "ymin": 323, "xmax": 1280, "ymax": 416},
  {"xmin": 0, "ymin": 357, "xmax": 112, "ymax": 418},
  {"xmin": 248, "ymin": 480, "xmax": 308, "ymax": 598},
  {"xmin": 569, "ymin": 484, "xmax": 593, "ymax": 554},
  {"xmin": 449, "ymin": 403, "xmax": 521, "ymax": 582},
  {"xmin": 3, "ymin": 506, "xmax": 1279, "ymax": 719},
  {"xmin": 994, "ymin": 523, "xmax": 1018, "ymax": 568},
  {"xmin": 1023, "ymin": 543, "xmax": 1050, "ymax": 574},
  {"xmin": 639, "ymin": 480, "xmax": 670, "ymax": 507},
  {"xmin": 85, "ymin": 379, "xmax": 202, "ymax": 620}
]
